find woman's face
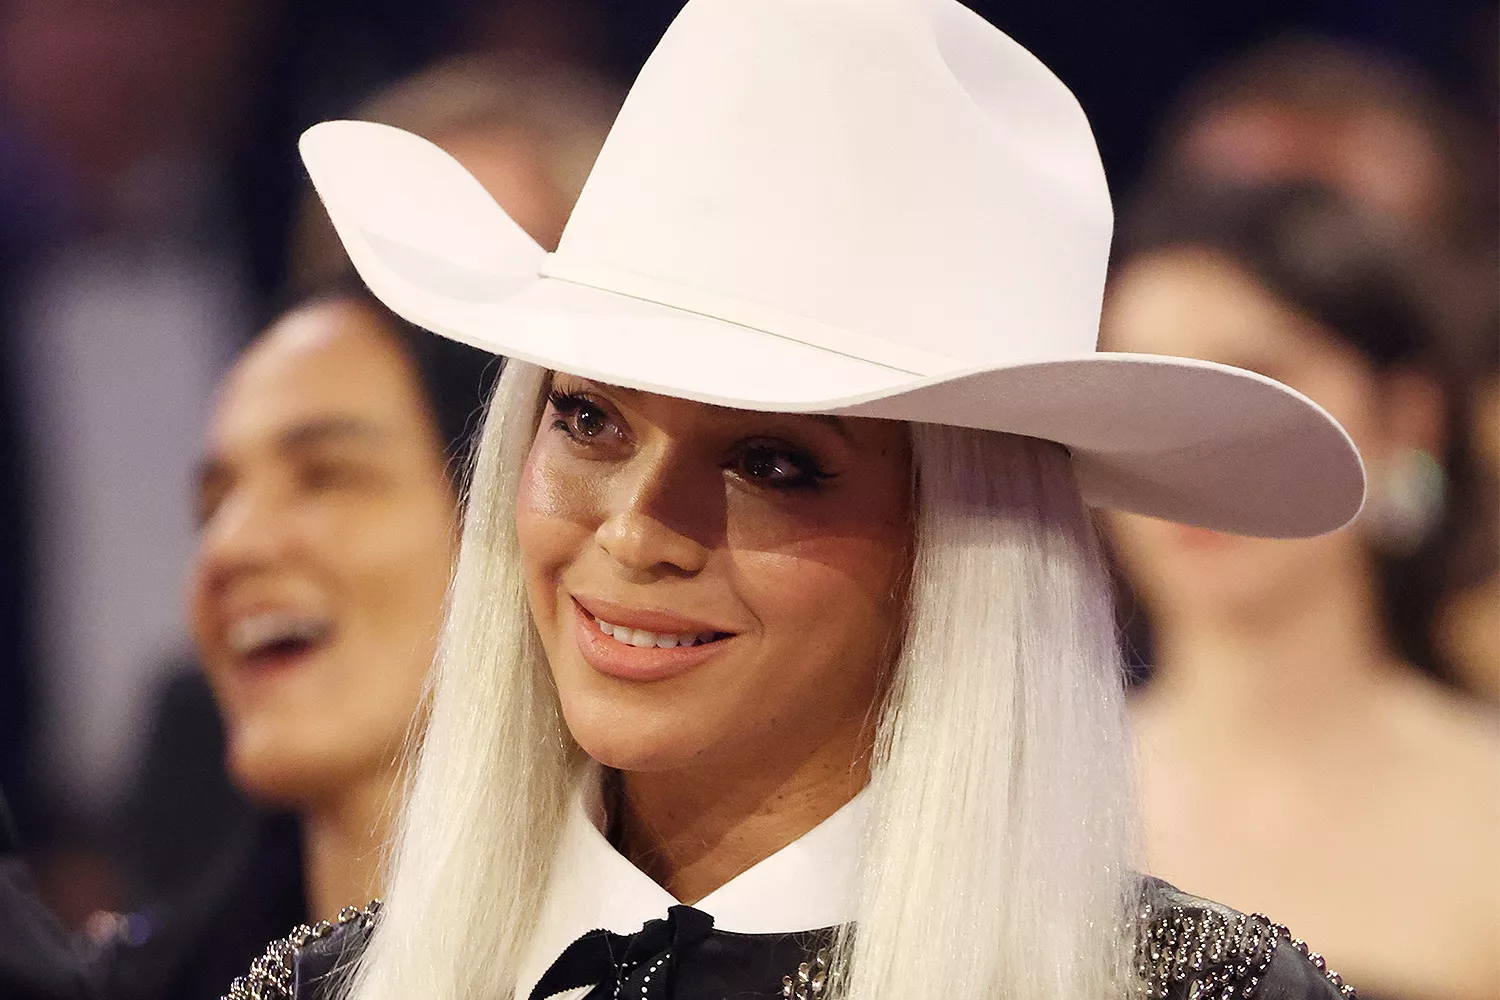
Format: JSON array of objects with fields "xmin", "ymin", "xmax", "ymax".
[
  {"xmin": 1102, "ymin": 249, "xmax": 1408, "ymax": 621},
  {"xmin": 516, "ymin": 374, "xmax": 913, "ymax": 776},
  {"xmin": 190, "ymin": 299, "xmax": 458, "ymax": 806}
]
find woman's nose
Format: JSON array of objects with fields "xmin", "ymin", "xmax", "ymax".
[
  {"xmin": 594, "ymin": 452, "xmax": 712, "ymax": 577},
  {"xmin": 196, "ymin": 485, "xmax": 294, "ymax": 582}
]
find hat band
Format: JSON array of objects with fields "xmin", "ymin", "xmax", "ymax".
[{"xmin": 538, "ymin": 253, "xmax": 959, "ymax": 377}]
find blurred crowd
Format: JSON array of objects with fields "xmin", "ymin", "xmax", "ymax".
[{"xmin": 0, "ymin": 2, "xmax": 1494, "ymax": 999}]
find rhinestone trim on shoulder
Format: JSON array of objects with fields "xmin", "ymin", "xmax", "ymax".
[
  {"xmin": 782, "ymin": 947, "xmax": 831, "ymax": 1000},
  {"xmin": 1135, "ymin": 900, "xmax": 1355, "ymax": 999},
  {"xmin": 1274, "ymin": 928, "xmax": 1358, "ymax": 999},
  {"xmin": 222, "ymin": 900, "xmax": 382, "ymax": 1000}
]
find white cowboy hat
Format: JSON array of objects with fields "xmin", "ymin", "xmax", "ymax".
[{"xmin": 298, "ymin": 0, "xmax": 1364, "ymax": 538}]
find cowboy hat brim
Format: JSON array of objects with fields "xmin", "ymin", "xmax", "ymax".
[{"xmin": 301, "ymin": 120, "xmax": 1364, "ymax": 538}]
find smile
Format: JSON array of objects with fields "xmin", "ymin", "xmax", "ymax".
[
  {"xmin": 571, "ymin": 597, "xmax": 734, "ymax": 682},
  {"xmin": 593, "ymin": 617, "xmax": 723, "ymax": 649},
  {"xmin": 225, "ymin": 609, "xmax": 334, "ymax": 669}
]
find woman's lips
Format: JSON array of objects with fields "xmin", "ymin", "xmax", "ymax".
[
  {"xmin": 571, "ymin": 598, "xmax": 732, "ymax": 683},
  {"xmin": 239, "ymin": 638, "xmax": 328, "ymax": 673},
  {"xmin": 222, "ymin": 609, "xmax": 335, "ymax": 675},
  {"xmin": 571, "ymin": 595, "xmax": 726, "ymax": 637}
]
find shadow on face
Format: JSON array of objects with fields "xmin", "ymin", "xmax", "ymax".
[
  {"xmin": 189, "ymin": 298, "xmax": 459, "ymax": 807},
  {"xmin": 515, "ymin": 373, "xmax": 914, "ymax": 777}
]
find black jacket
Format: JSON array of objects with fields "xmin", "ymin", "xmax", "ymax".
[{"xmin": 223, "ymin": 878, "xmax": 1356, "ymax": 1000}]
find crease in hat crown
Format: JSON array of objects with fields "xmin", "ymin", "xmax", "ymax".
[{"xmin": 541, "ymin": 0, "xmax": 1114, "ymax": 371}]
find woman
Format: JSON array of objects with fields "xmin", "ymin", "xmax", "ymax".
[
  {"xmin": 114, "ymin": 282, "xmax": 499, "ymax": 999},
  {"xmin": 1137, "ymin": 38, "xmax": 1500, "ymax": 703},
  {"xmin": 230, "ymin": 2, "xmax": 1364, "ymax": 998},
  {"xmin": 0, "ymin": 282, "xmax": 498, "ymax": 999},
  {"xmin": 190, "ymin": 281, "xmax": 499, "ymax": 912},
  {"xmin": 1104, "ymin": 184, "xmax": 1499, "ymax": 1000}
]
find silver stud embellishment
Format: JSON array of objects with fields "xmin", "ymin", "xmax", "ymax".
[
  {"xmin": 222, "ymin": 899, "xmax": 382, "ymax": 1000},
  {"xmin": 1135, "ymin": 900, "xmax": 1356, "ymax": 999},
  {"xmin": 782, "ymin": 948, "xmax": 830, "ymax": 1000}
]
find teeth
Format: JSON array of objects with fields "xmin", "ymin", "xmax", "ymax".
[
  {"xmin": 227, "ymin": 611, "xmax": 330, "ymax": 656},
  {"xmin": 596, "ymin": 618, "xmax": 718, "ymax": 649}
]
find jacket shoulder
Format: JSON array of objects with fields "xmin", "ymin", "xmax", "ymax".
[
  {"xmin": 1137, "ymin": 877, "xmax": 1356, "ymax": 1000},
  {"xmin": 222, "ymin": 901, "xmax": 379, "ymax": 1000}
]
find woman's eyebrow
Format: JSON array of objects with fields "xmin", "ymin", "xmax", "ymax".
[
  {"xmin": 560, "ymin": 376, "xmax": 635, "ymax": 397},
  {"xmin": 278, "ymin": 416, "xmax": 391, "ymax": 451},
  {"xmin": 717, "ymin": 410, "xmax": 853, "ymax": 442},
  {"xmin": 808, "ymin": 414, "xmax": 853, "ymax": 442}
]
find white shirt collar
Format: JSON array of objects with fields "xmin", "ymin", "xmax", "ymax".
[{"xmin": 516, "ymin": 766, "xmax": 866, "ymax": 999}]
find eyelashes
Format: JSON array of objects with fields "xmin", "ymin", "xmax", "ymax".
[
  {"xmin": 730, "ymin": 440, "xmax": 836, "ymax": 491},
  {"xmin": 548, "ymin": 390, "xmax": 616, "ymax": 441},
  {"xmin": 545, "ymin": 387, "xmax": 839, "ymax": 492},
  {"xmin": 547, "ymin": 389, "xmax": 590, "ymax": 413}
]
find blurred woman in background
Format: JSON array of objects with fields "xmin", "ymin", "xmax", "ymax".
[
  {"xmin": 103, "ymin": 283, "xmax": 499, "ymax": 999},
  {"xmin": 1105, "ymin": 183, "xmax": 1499, "ymax": 1000},
  {"xmin": 0, "ymin": 278, "xmax": 497, "ymax": 1000},
  {"xmin": 191, "ymin": 283, "xmax": 497, "ymax": 913},
  {"xmin": 1141, "ymin": 37, "xmax": 1500, "ymax": 701}
]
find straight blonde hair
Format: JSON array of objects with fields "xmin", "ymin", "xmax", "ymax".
[{"xmin": 343, "ymin": 360, "xmax": 1138, "ymax": 1000}]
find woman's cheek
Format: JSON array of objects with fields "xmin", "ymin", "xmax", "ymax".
[
  {"xmin": 516, "ymin": 454, "xmax": 596, "ymax": 639},
  {"xmin": 735, "ymin": 540, "xmax": 891, "ymax": 639},
  {"xmin": 518, "ymin": 437, "xmax": 603, "ymax": 523},
  {"xmin": 516, "ymin": 458, "xmax": 568, "ymax": 571}
]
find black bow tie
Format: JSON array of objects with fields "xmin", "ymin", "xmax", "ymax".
[{"xmin": 529, "ymin": 905, "xmax": 716, "ymax": 1000}]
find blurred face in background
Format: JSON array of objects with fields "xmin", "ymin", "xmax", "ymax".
[
  {"xmin": 436, "ymin": 126, "xmax": 568, "ymax": 251},
  {"xmin": 1173, "ymin": 101, "xmax": 1448, "ymax": 238},
  {"xmin": 190, "ymin": 298, "xmax": 458, "ymax": 807},
  {"xmin": 1103, "ymin": 248, "xmax": 1438, "ymax": 624}
]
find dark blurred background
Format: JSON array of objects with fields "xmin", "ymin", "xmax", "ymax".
[{"xmin": 0, "ymin": 0, "xmax": 1494, "ymax": 947}]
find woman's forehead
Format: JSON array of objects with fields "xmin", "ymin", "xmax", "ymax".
[{"xmin": 213, "ymin": 302, "xmax": 431, "ymax": 448}]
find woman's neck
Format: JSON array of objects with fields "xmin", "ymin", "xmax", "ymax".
[
  {"xmin": 1139, "ymin": 559, "xmax": 1401, "ymax": 742},
  {"xmin": 613, "ymin": 730, "xmax": 871, "ymax": 905},
  {"xmin": 299, "ymin": 771, "xmax": 395, "ymax": 921}
]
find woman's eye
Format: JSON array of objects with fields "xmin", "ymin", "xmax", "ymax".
[
  {"xmin": 299, "ymin": 459, "xmax": 377, "ymax": 492},
  {"xmin": 195, "ymin": 489, "xmax": 226, "ymax": 528},
  {"xmin": 549, "ymin": 391, "xmax": 616, "ymax": 441},
  {"xmin": 733, "ymin": 442, "xmax": 834, "ymax": 491},
  {"xmin": 302, "ymin": 465, "xmax": 342, "ymax": 489}
]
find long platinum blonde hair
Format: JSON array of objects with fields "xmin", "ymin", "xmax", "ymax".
[{"xmin": 343, "ymin": 359, "xmax": 1139, "ymax": 1000}]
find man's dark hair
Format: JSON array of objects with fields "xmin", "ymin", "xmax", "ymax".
[{"xmin": 269, "ymin": 275, "xmax": 504, "ymax": 496}]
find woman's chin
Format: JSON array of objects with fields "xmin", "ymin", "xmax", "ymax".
[
  {"xmin": 571, "ymin": 733, "xmax": 703, "ymax": 774},
  {"xmin": 563, "ymin": 707, "xmax": 718, "ymax": 774},
  {"xmin": 225, "ymin": 724, "xmax": 374, "ymax": 807},
  {"xmin": 551, "ymin": 671, "xmax": 726, "ymax": 774},
  {"xmin": 227, "ymin": 750, "xmax": 320, "ymax": 807}
]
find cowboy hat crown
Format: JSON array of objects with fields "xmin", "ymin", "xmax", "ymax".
[{"xmin": 299, "ymin": 0, "xmax": 1364, "ymax": 538}]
